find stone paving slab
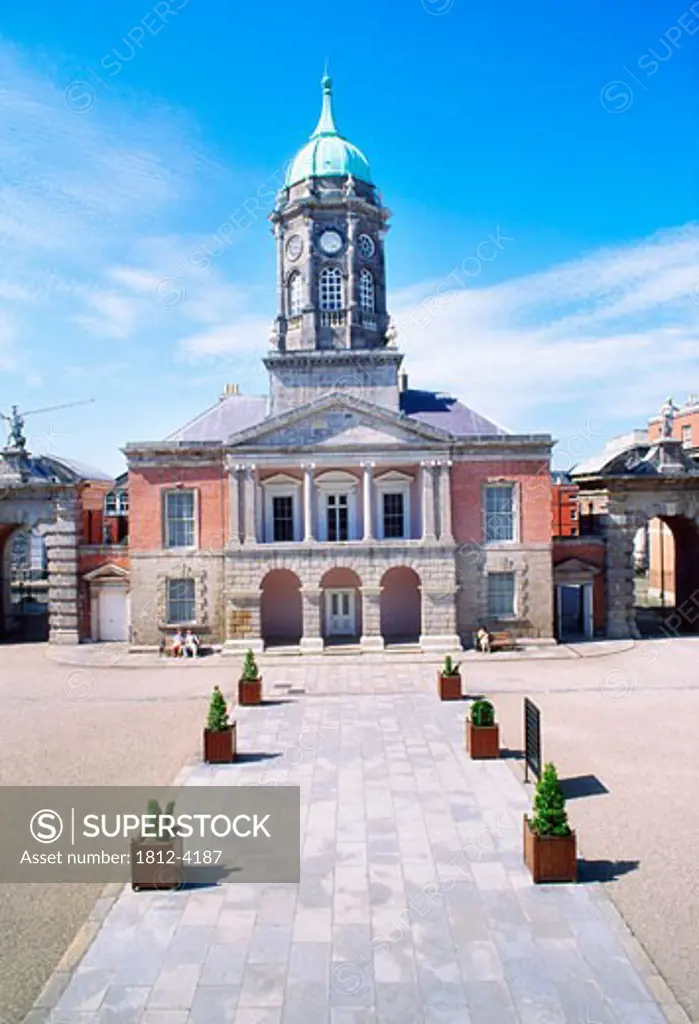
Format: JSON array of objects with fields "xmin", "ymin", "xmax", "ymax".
[{"xmin": 26, "ymin": 693, "xmax": 683, "ymax": 1023}]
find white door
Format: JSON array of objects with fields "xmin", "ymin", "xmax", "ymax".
[
  {"xmin": 98, "ymin": 586, "xmax": 128, "ymax": 641},
  {"xmin": 326, "ymin": 589, "xmax": 355, "ymax": 635}
]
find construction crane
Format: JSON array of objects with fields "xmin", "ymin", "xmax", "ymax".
[{"xmin": 1, "ymin": 399, "xmax": 95, "ymax": 451}]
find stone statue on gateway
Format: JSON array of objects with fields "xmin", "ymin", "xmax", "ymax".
[{"xmin": 660, "ymin": 396, "xmax": 680, "ymax": 439}]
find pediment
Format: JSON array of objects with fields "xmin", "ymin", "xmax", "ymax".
[
  {"xmin": 83, "ymin": 563, "xmax": 130, "ymax": 582},
  {"xmin": 226, "ymin": 393, "xmax": 452, "ymax": 451}
]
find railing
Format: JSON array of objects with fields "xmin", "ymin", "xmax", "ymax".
[{"xmin": 320, "ymin": 310, "xmax": 346, "ymax": 327}]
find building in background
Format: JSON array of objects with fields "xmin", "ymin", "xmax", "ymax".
[{"xmin": 124, "ymin": 74, "xmax": 555, "ymax": 653}]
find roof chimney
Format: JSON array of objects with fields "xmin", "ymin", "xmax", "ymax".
[
  {"xmin": 222, "ymin": 383, "xmax": 240, "ymax": 397},
  {"xmin": 399, "ymin": 371, "xmax": 408, "ymax": 393}
]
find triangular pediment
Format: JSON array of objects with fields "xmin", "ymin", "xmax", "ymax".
[
  {"xmin": 83, "ymin": 563, "xmax": 130, "ymax": 582},
  {"xmin": 226, "ymin": 392, "xmax": 452, "ymax": 451}
]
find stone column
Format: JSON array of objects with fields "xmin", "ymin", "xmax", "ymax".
[
  {"xmin": 606, "ymin": 510, "xmax": 641, "ymax": 639},
  {"xmin": 300, "ymin": 586, "xmax": 324, "ymax": 652},
  {"xmin": 255, "ymin": 479, "xmax": 264, "ymax": 543},
  {"xmin": 44, "ymin": 492, "xmax": 81, "ymax": 645},
  {"xmin": 421, "ymin": 461, "xmax": 436, "ymax": 540},
  {"xmin": 228, "ymin": 466, "xmax": 241, "ymax": 545},
  {"xmin": 243, "ymin": 466, "xmax": 256, "ymax": 544},
  {"xmin": 359, "ymin": 585, "xmax": 384, "ymax": 650},
  {"xmin": 439, "ymin": 461, "xmax": 454, "ymax": 542},
  {"xmin": 303, "ymin": 464, "xmax": 315, "ymax": 542},
  {"xmin": 362, "ymin": 462, "xmax": 374, "ymax": 541},
  {"xmin": 222, "ymin": 589, "xmax": 263, "ymax": 654}
]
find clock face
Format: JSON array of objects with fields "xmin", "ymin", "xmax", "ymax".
[
  {"xmin": 286, "ymin": 234, "xmax": 303, "ymax": 261},
  {"xmin": 357, "ymin": 233, "xmax": 375, "ymax": 259},
  {"xmin": 319, "ymin": 229, "xmax": 343, "ymax": 255}
]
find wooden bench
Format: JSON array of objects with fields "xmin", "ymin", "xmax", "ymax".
[{"xmin": 489, "ymin": 630, "xmax": 517, "ymax": 652}]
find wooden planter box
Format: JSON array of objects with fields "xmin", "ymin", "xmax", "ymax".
[
  {"xmin": 203, "ymin": 725, "xmax": 236, "ymax": 763},
  {"xmin": 523, "ymin": 815, "xmax": 577, "ymax": 883},
  {"xmin": 238, "ymin": 678, "xmax": 262, "ymax": 706},
  {"xmin": 437, "ymin": 672, "xmax": 461, "ymax": 701},
  {"xmin": 466, "ymin": 720, "xmax": 500, "ymax": 759},
  {"xmin": 131, "ymin": 837, "xmax": 184, "ymax": 891}
]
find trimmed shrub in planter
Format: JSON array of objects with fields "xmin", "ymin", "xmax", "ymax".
[
  {"xmin": 131, "ymin": 799, "xmax": 183, "ymax": 891},
  {"xmin": 466, "ymin": 699, "xmax": 499, "ymax": 759},
  {"xmin": 523, "ymin": 762, "xmax": 577, "ymax": 883},
  {"xmin": 438, "ymin": 655, "xmax": 462, "ymax": 701},
  {"xmin": 203, "ymin": 685, "xmax": 236, "ymax": 763},
  {"xmin": 238, "ymin": 649, "xmax": 262, "ymax": 705}
]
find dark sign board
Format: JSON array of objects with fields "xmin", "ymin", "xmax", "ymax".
[{"xmin": 524, "ymin": 697, "xmax": 541, "ymax": 782}]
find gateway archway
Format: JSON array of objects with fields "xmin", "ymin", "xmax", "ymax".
[{"xmin": 380, "ymin": 566, "xmax": 421, "ymax": 643}]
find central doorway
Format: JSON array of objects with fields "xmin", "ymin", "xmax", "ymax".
[{"xmin": 326, "ymin": 589, "xmax": 355, "ymax": 635}]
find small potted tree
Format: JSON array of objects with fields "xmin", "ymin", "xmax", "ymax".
[
  {"xmin": 438, "ymin": 655, "xmax": 462, "ymax": 701},
  {"xmin": 131, "ymin": 799, "xmax": 184, "ymax": 891},
  {"xmin": 523, "ymin": 762, "xmax": 577, "ymax": 883},
  {"xmin": 466, "ymin": 699, "xmax": 499, "ymax": 758},
  {"xmin": 203, "ymin": 685, "xmax": 236, "ymax": 763},
  {"xmin": 238, "ymin": 649, "xmax": 262, "ymax": 706}
]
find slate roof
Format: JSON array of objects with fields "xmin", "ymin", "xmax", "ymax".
[
  {"xmin": 165, "ymin": 395, "xmax": 269, "ymax": 443},
  {"xmin": 399, "ymin": 389, "xmax": 508, "ymax": 436},
  {"xmin": 163, "ymin": 389, "xmax": 508, "ymax": 445}
]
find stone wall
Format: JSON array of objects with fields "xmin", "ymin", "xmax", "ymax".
[{"xmin": 129, "ymin": 551, "xmax": 226, "ymax": 647}]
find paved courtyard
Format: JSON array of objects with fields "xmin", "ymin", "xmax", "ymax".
[{"xmin": 2, "ymin": 639, "xmax": 699, "ymax": 1023}]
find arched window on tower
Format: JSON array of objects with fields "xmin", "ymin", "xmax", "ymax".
[
  {"xmin": 288, "ymin": 273, "xmax": 303, "ymax": 317},
  {"xmin": 319, "ymin": 267, "xmax": 344, "ymax": 311},
  {"xmin": 359, "ymin": 268, "xmax": 375, "ymax": 313}
]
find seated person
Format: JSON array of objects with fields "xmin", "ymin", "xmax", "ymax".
[
  {"xmin": 476, "ymin": 627, "xmax": 491, "ymax": 653},
  {"xmin": 171, "ymin": 629, "xmax": 184, "ymax": 657},
  {"xmin": 184, "ymin": 629, "xmax": 201, "ymax": 658}
]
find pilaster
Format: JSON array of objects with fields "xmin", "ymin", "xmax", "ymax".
[
  {"xmin": 300, "ymin": 586, "xmax": 324, "ymax": 652},
  {"xmin": 359, "ymin": 585, "xmax": 384, "ymax": 650}
]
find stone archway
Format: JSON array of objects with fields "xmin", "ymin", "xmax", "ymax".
[
  {"xmin": 260, "ymin": 569, "xmax": 303, "ymax": 647},
  {"xmin": 1, "ymin": 524, "xmax": 49, "ymax": 641},
  {"xmin": 572, "ymin": 434, "xmax": 699, "ymax": 638},
  {"xmin": 380, "ymin": 566, "xmax": 421, "ymax": 643}
]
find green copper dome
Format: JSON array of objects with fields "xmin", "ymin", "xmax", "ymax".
[{"xmin": 285, "ymin": 73, "xmax": 373, "ymax": 187}]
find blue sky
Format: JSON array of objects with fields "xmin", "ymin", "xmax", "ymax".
[{"xmin": 1, "ymin": 0, "xmax": 698, "ymax": 473}]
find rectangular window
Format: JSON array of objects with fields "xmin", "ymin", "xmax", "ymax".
[
  {"xmin": 165, "ymin": 490, "xmax": 195, "ymax": 548},
  {"xmin": 488, "ymin": 572, "xmax": 515, "ymax": 618},
  {"xmin": 682, "ymin": 424, "xmax": 692, "ymax": 447},
  {"xmin": 272, "ymin": 495, "xmax": 294, "ymax": 542},
  {"xmin": 327, "ymin": 494, "xmax": 349, "ymax": 541},
  {"xmin": 383, "ymin": 493, "xmax": 405, "ymax": 539},
  {"xmin": 105, "ymin": 492, "xmax": 117, "ymax": 516},
  {"xmin": 484, "ymin": 484, "xmax": 515, "ymax": 542},
  {"xmin": 570, "ymin": 507, "xmax": 577, "ymax": 520},
  {"xmin": 105, "ymin": 490, "xmax": 128, "ymax": 516},
  {"xmin": 167, "ymin": 578, "xmax": 195, "ymax": 624}
]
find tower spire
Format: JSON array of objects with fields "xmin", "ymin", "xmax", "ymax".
[{"xmin": 311, "ymin": 65, "xmax": 339, "ymax": 138}]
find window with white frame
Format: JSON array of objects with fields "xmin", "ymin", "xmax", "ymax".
[
  {"xmin": 682, "ymin": 423, "xmax": 692, "ymax": 448},
  {"xmin": 375, "ymin": 472, "xmax": 412, "ymax": 540},
  {"xmin": 167, "ymin": 578, "xmax": 195, "ymax": 623},
  {"xmin": 359, "ymin": 268, "xmax": 375, "ymax": 312},
  {"xmin": 272, "ymin": 495, "xmax": 294, "ymax": 542},
  {"xmin": 382, "ymin": 493, "xmax": 405, "ymax": 538},
  {"xmin": 319, "ymin": 267, "xmax": 343, "ymax": 311},
  {"xmin": 288, "ymin": 272, "xmax": 303, "ymax": 317},
  {"xmin": 105, "ymin": 489, "xmax": 128, "ymax": 516},
  {"xmin": 164, "ymin": 490, "xmax": 196, "ymax": 548},
  {"xmin": 484, "ymin": 483, "xmax": 515, "ymax": 542},
  {"xmin": 487, "ymin": 572, "xmax": 515, "ymax": 618},
  {"xmin": 327, "ymin": 493, "xmax": 349, "ymax": 541}
]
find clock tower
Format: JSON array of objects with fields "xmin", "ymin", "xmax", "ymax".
[{"xmin": 265, "ymin": 72, "xmax": 403, "ymax": 415}]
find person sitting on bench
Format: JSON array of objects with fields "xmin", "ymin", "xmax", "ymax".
[
  {"xmin": 184, "ymin": 629, "xmax": 200, "ymax": 658},
  {"xmin": 476, "ymin": 627, "xmax": 491, "ymax": 653},
  {"xmin": 171, "ymin": 629, "xmax": 184, "ymax": 657}
]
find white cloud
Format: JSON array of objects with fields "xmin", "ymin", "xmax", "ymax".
[{"xmin": 392, "ymin": 223, "xmax": 699, "ymax": 435}]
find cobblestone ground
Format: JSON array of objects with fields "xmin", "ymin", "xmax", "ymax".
[{"xmin": 2, "ymin": 639, "xmax": 699, "ymax": 1022}]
